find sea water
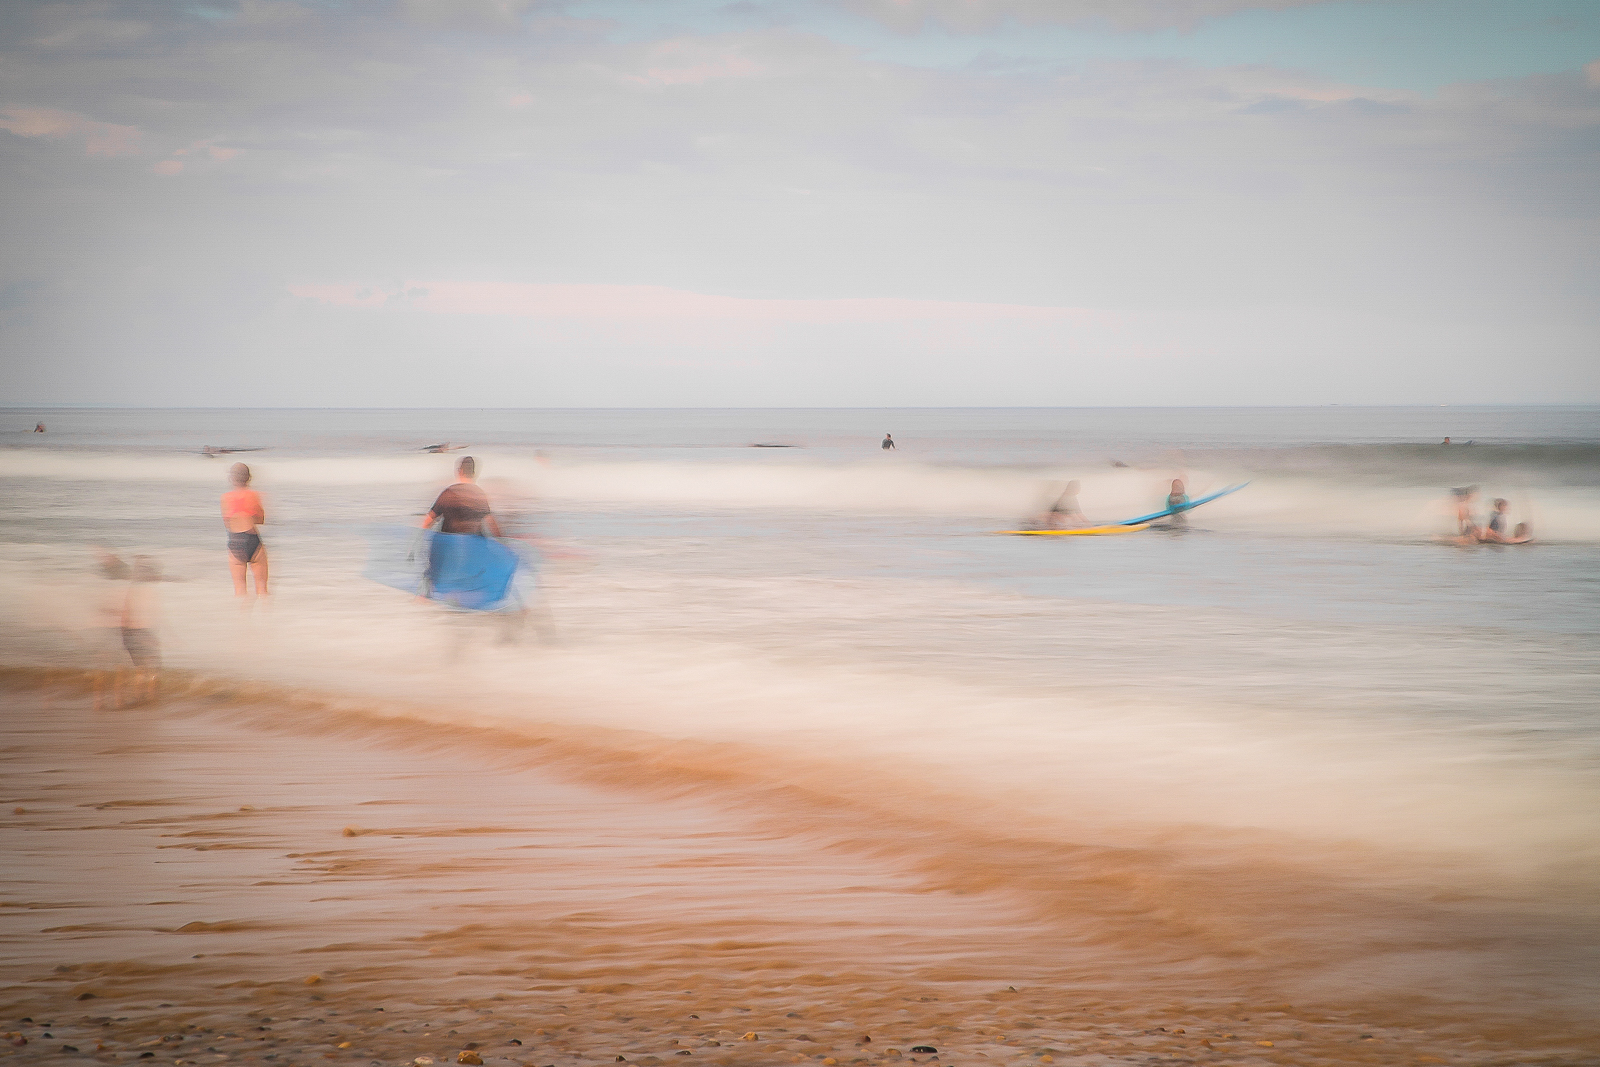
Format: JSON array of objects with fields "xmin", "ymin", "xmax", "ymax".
[{"xmin": 2, "ymin": 406, "xmax": 1598, "ymax": 1037}]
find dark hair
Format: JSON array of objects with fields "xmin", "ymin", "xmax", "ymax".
[
  {"xmin": 457, "ymin": 456, "xmax": 476, "ymax": 478},
  {"xmin": 229, "ymin": 462, "xmax": 251, "ymax": 487},
  {"xmin": 1494, "ymin": 498, "xmax": 1508, "ymax": 508}
]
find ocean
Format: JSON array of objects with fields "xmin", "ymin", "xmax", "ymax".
[{"xmin": 2, "ymin": 405, "xmax": 1598, "ymax": 1063}]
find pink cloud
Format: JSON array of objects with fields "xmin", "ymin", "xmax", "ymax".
[
  {"xmin": 0, "ymin": 107, "xmax": 141, "ymax": 157},
  {"xmin": 638, "ymin": 55, "xmax": 759, "ymax": 86},
  {"xmin": 627, "ymin": 40, "xmax": 762, "ymax": 87},
  {"xmin": 508, "ymin": 92, "xmax": 534, "ymax": 107},
  {"xmin": 208, "ymin": 145, "xmax": 239, "ymax": 161},
  {"xmin": 151, "ymin": 159, "xmax": 184, "ymax": 175},
  {"xmin": 1586, "ymin": 59, "xmax": 1600, "ymax": 87}
]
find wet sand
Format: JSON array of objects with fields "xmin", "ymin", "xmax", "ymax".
[{"xmin": 3, "ymin": 679, "xmax": 1596, "ymax": 1067}]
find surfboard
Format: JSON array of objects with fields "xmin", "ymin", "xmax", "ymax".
[
  {"xmin": 998, "ymin": 524, "xmax": 1150, "ymax": 536},
  {"xmin": 1115, "ymin": 482, "xmax": 1249, "ymax": 526},
  {"xmin": 362, "ymin": 527, "xmax": 524, "ymax": 611}
]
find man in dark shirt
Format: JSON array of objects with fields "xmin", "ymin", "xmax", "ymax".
[
  {"xmin": 421, "ymin": 456, "xmax": 502, "ymax": 537},
  {"xmin": 417, "ymin": 457, "xmax": 502, "ymax": 599}
]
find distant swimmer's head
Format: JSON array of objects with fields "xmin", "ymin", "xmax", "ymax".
[
  {"xmin": 457, "ymin": 456, "xmax": 477, "ymax": 480},
  {"xmin": 1494, "ymin": 498, "xmax": 1509, "ymax": 510},
  {"xmin": 229, "ymin": 462, "xmax": 251, "ymax": 487}
]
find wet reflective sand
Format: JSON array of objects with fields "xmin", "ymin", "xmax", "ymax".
[{"xmin": 5, "ymin": 680, "xmax": 1597, "ymax": 1066}]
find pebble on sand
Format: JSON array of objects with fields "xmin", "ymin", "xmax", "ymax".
[
  {"xmin": 304, "ymin": 975, "xmax": 323, "ymax": 985},
  {"xmin": 741, "ymin": 1032, "xmax": 758, "ymax": 1041},
  {"xmin": 342, "ymin": 826, "xmax": 365, "ymax": 837},
  {"xmin": 457, "ymin": 1051, "xmax": 483, "ymax": 1064}
]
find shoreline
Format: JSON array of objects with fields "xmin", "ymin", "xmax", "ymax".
[{"xmin": 3, "ymin": 675, "xmax": 1599, "ymax": 1065}]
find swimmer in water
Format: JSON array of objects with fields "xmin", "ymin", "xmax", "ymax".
[
  {"xmin": 33, "ymin": 422, "xmax": 45, "ymax": 433},
  {"xmin": 1479, "ymin": 498, "xmax": 1534, "ymax": 544},
  {"xmin": 222, "ymin": 463, "xmax": 269, "ymax": 598},
  {"xmin": 882, "ymin": 434, "xmax": 895, "ymax": 451}
]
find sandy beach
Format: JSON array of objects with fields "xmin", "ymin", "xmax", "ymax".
[{"xmin": 4, "ymin": 673, "xmax": 1597, "ymax": 1067}]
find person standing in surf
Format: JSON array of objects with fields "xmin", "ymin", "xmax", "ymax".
[
  {"xmin": 222, "ymin": 463, "xmax": 269, "ymax": 599},
  {"xmin": 418, "ymin": 456, "xmax": 502, "ymax": 597},
  {"xmin": 882, "ymin": 434, "xmax": 895, "ymax": 450}
]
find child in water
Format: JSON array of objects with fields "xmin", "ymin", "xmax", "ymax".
[
  {"xmin": 1479, "ymin": 498, "xmax": 1534, "ymax": 544},
  {"xmin": 120, "ymin": 556, "xmax": 162, "ymax": 704}
]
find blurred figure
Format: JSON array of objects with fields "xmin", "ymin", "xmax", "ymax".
[
  {"xmin": 482, "ymin": 476, "xmax": 556, "ymax": 644},
  {"xmin": 882, "ymin": 434, "xmax": 895, "ymax": 450},
  {"xmin": 1165, "ymin": 478, "xmax": 1190, "ymax": 525},
  {"xmin": 33, "ymin": 422, "xmax": 45, "ymax": 433},
  {"xmin": 91, "ymin": 549, "xmax": 130, "ymax": 710},
  {"xmin": 1034, "ymin": 480, "xmax": 1085, "ymax": 529},
  {"xmin": 222, "ymin": 463, "xmax": 269, "ymax": 599},
  {"xmin": 1442, "ymin": 437, "xmax": 1451, "ymax": 445},
  {"xmin": 1479, "ymin": 498, "xmax": 1534, "ymax": 544},
  {"xmin": 1451, "ymin": 486, "xmax": 1481, "ymax": 543},
  {"xmin": 120, "ymin": 556, "xmax": 163, "ymax": 704},
  {"xmin": 419, "ymin": 456, "xmax": 502, "ymax": 598},
  {"xmin": 1481, "ymin": 497, "xmax": 1510, "ymax": 542}
]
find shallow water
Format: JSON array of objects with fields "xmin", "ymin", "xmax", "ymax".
[{"xmin": 2, "ymin": 406, "xmax": 1598, "ymax": 1059}]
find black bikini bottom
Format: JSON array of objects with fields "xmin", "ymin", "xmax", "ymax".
[{"xmin": 228, "ymin": 531, "xmax": 262, "ymax": 563}]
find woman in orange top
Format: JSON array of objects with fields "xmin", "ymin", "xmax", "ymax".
[{"xmin": 221, "ymin": 463, "xmax": 269, "ymax": 597}]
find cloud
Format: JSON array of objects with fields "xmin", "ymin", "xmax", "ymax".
[
  {"xmin": 628, "ymin": 39, "xmax": 764, "ymax": 86},
  {"xmin": 0, "ymin": 106, "xmax": 140, "ymax": 156},
  {"xmin": 0, "ymin": 1, "xmax": 1595, "ymax": 405},
  {"xmin": 398, "ymin": 0, "xmax": 543, "ymax": 30},
  {"xmin": 836, "ymin": 0, "xmax": 1332, "ymax": 33},
  {"xmin": 1587, "ymin": 59, "xmax": 1600, "ymax": 87}
]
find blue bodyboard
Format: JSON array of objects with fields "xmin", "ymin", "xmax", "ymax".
[
  {"xmin": 1116, "ymin": 482, "xmax": 1249, "ymax": 526},
  {"xmin": 363, "ymin": 527, "xmax": 523, "ymax": 612}
]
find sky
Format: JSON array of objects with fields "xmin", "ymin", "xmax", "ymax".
[{"xmin": 0, "ymin": 0, "xmax": 1597, "ymax": 407}]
